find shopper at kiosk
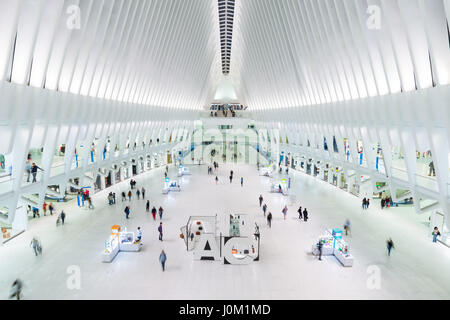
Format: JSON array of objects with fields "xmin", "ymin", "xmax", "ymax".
[
  {"xmin": 344, "ymin": 219, "xmax": 351, "ymax": 236},
  {"xmin": 136, "ymin": 227, "xmax": 142, "ymax": 242},
  {"xmin": 317, "ymin": 240, "xmax": 323, "ymax": 261}
]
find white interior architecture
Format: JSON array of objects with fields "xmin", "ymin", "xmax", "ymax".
[{"xmin": 0, "ymin": 0, "xmax": 449, "ymax": 300}]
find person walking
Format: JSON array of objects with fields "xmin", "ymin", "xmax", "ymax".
[
  {"xmin": 158, "ymin": 223, "xmax": 163, "ymax": 241},
  {"xmin": 432, "ymin": 227, "xmax": 441, "ymax": 243},
  {"xmin": 158, "ymin": 206, "xmax": 164, "ymax": 220},
  {"xmin": 229, "ymin": 174, "xmax": 233, "ymax": 183},
  {"xmin": 240, "ymin": 177, "xmax": 244, "ymax": 187},
  {"xmin": 136, "ymin": 227, "xmax": 142, "ymax": 242},
  {"xmin": 136, "ymin": 189, "xmax": 140, "ymax": 200},
  {"xmin": 122, "ymin": 191, "xmax": 126, "ymax": 202},
  {"xmin": 32, "ymin": 207, "xmax": 40, "ymax": 218},
  {"xmin": 344, "ymin": 219, "xmax": 351, "ymax": 236},
  {"xmin": 366, "ymin": 198, "xmax": 370, "ymax": 209},
  {"xmin": 31, "ymin": 163, "xmax": 43, "ymax": 183},
  {"xmin": 128, "ymin": 190, "xmax": 132, "ymax": 201},
  {"xmin": 146, "ymin": 200, "xmax": 150, "ymax": 213},
  {"xmin": 151, "ymin": 207, "xmax": 157, "ymax": 220},
  {"xmin": 30, "ymin": 237, "xmax": 41, "ymax": 256},
  {"xmin": 282, "ymin": 205, "xmax": 288, "ymax": 220},
  {"xmin": 381, "ymin": 198, "xmax": 385, "ymax": 210},
  {"xmin": 48, "ymin": 203, "xmax": 54, "ymax": 216},
  {"xmin": 215, "ymin": 176, "xmax": 219, "ymax": 185},
  {"xmin": 267, "ymin": 212, "xmax": 272, "ymax": 228},
  {"xmin": 429, "ymin": 161, "xmax": 435, "ymax": 176},
  {"xmin": 387, "ymin": 238, "xmax": 394, "ymax": 256},
  {"xmin": 9, "ymin": 279, "xmax": 23, "ymax": 300},
  {"xmin": 303, "ymin": 208, "xmax": 308, "ymax": 222},
  {"xmin": 262, "ymin": 203, "xmax": 267, "ymax": 217},
  {"xmin": 60, "ymin": 211, "xmax": 66, "ymax": 225},
  {"xmin": 42, "ymin": 202, "xmax": 48, "ymax": 216},
  {"xmin": 159, "ymin": 250, "xmax": 167, "ymax": 271},
  {"xmin": 124, "ymin": 206, "xmax": 130, "ymax": 219},
  {"xmin": 25, "ymin": 160, "xmax": 32, "ymax": 182},
  {"xmin": 362, "ymin": 198, "xmax": 367, "ymax": 210},
  {"xmin": 141, "ymin": 187, "xmax": 145, "ymax": 199},
  {"xmin": 259, "ymin": 195, "xmax": 263, "ymax": 207},
  {"xmin": 297, "ymin": 206, "xmax": 302, "ymax": 219}
]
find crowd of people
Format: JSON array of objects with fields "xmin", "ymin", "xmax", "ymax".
[{"xmin": 9, "ymin": 157, "xmax": 447, "ymax": 299}]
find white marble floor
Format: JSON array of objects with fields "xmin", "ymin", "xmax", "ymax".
[{"xmin": 1, "ymin": 163, "xmax": 449, "ymax": 300}]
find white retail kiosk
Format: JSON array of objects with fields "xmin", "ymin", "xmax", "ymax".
[
  {"xmin": 177, "ymin": 164, "xmax": 192, "ymax": 177},
  {"xmin": 162, "ymin": 177, "xmax": 181, "ymax": 194},
  {"xmin": 102, "ymin": 225, "xmax": 142, "ymax": 262},
  {"xmin": 259, "ymin": 164, "xmax": 274, "ymax": 177},
  {"xmin": 270, "ymin": 178, "xmax": 289, "ymax": 195},
  {"xmin": 312, "ymin": 228, "xmax": 354, "ymax": 267}
]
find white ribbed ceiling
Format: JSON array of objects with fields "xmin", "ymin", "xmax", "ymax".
[
  {"xmin": 230, "ymin": 0, "xmax": 450, "ymax": 110},
  {"xmin": 0, "ymin": 0, "xmax": 449, "ymax": 111},
  {"xmin": 0, "ymin": 0, "xmax": 220, "ymax": 110}
]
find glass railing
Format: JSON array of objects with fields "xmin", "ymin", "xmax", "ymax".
[
  {"xmin": 22, "ymin": 170, "xmax": 43, "ymax": 185},
  {"xmin": 200, "ymin": 111, "xmax": 249, "ymax": 119},
  {"xmin": 415, "ymin": 174, "xmax": 438, "ymax": 192},
  {"xmin": 0, "ymin": 176, "xmax": 14, "ymax": 194},
  {"xmin": 391, "ymin": 167, "xmax": 409, "ymax": 181},
  {"xmin": 50, "ymin": 162, "xmax": 65, "ymax": 177}
]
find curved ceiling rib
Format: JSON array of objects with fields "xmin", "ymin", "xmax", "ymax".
[
  {"xmin": 0, "ymin": 0, "xmax": 220, "ymax": 110},
  {"xmin": 0, "ymin": 0, "xmax": 448, "ymax": 111},
  {"xmin": 230, "ymin": 0, "xmax": 450, "ymax": 110}
]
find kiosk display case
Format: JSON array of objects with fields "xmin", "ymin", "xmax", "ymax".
[
  {"xmin": 162, "ymin": 178, "xmax": 181, "ymax": 194},
  {"xmin": 312, "ymin": 228, "xmax": 354, "ymax": 267},
  {"xmin": 270, "ymin": 179, "xmax": 288, "ymax": 195},
  {"xmin": 333, "ymin": 238, "xmax": 354, "ymax": 267},
  {"xmin": 102, "ymin": 233, "xmax": 120, "ymax": 262},
  {"xmin": 102, "ymin": 225, "xmax": 141, "ymax": 262}
]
